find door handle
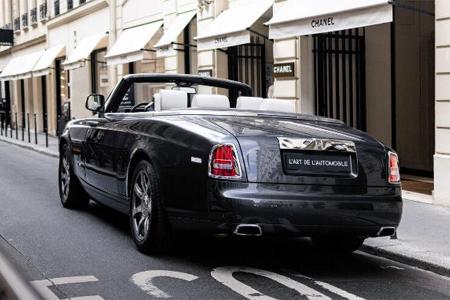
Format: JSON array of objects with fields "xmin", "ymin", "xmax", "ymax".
[{"xmin": 86, "ymin": 120, "xmax": 100, "ymax": 127}]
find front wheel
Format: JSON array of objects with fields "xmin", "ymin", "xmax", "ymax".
[
  {"xmin": 311, "ymin": 236, "xmax": 365, "ymax": 253},
  {"xmin": 130, "ymin": 160, "xmax": 171, "ymax": 254},
  {"xmin": 58, "ymin": 144, "xmax": 90, "ymax": 209}
]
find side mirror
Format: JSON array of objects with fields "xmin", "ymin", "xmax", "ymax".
[{"xmin": 85, "ymin": 94, "xmax": 105, "ymax": 117}]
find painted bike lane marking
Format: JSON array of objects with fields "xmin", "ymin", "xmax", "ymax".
[{"xmin": 130, "ymin": 270, "xmax": 199, "ymax": 298}]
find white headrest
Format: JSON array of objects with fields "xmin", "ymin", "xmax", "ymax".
[
  {"xmin": 159, "ymin": 90, "xmax": 188, "ymax": 110},
  {"xmin": 154, "ymin": 93, "xmax": 161, "ymax": 111},
  {"xmin": 236, "ymin": 97, "xmax": 264, "ymax": 110},
  {"xmin": 260, "ymin": 99, "xmax": 296, "ymax": 113},
  {"xmin": 191, "ymin": 95, "xmax": 230, "ymax": 109}
]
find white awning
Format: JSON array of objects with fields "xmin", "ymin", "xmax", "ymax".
[
  {"xmin": 105, "ymin": 21, "xmax": 163, "ymax": 66},
  {"xmin": 32, "ymin": 45, "xmax": 65, "ymax": 77},
  {"xmin": 63, "ymin": 33, "xmax": 108, "ymax": 70},
  {"xmin": 0, "ymin": 50, "xmax": 44, "ymax": 80},
  {"xmin": 154, "ymin": 11, "xmax": 196, "ymax": 57},
  {"xmin": 195, "ymin": 0, "xmax": 273, "ymax": 51},
  {"xmin": 267, "ymin": 0, "xmax": 393, "ymax": 39}
]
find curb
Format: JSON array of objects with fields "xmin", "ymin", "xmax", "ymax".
[
  {"xmin": 0, "ymin": 138, "xmax": 59, "ymax": 158},
  {"xmin": 361, "ymin": 244, "xmax": 450, "ymax": 277}
]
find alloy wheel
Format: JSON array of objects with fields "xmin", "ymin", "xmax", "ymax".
[
  {"xmin": 132, "ymin": 169, "xmax": 152, "ymax": 242},
  {"xmin": 60, "ymin": 156, "xmax": 71, "ymax": 201}
]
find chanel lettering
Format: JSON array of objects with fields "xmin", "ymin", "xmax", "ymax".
[{"xmin": 311, "ymin": 17, "xmax": 335, "ymax": 29}]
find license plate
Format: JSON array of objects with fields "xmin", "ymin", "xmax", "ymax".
[{"xmin": 283, "ymin": 152, "xmax": 352, "ymax": 175}]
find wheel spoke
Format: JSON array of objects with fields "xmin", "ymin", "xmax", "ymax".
[
  {"xmin": 132, "ymin": 205, "xmax": 144, "ymax": 217},
  {"xmin": 138, "ymin": 215, "xmax": 147, "ymax": 236},
  {"xmin": 140, "ymin": 174, "xmax": 148, "ymax": 193},
  {"xmin": 62, "ymin": 182, "xmax": 68, "ymax": 197},
  {"xmin": 134, "ymin": 183, "xmax": 144, "ymax": 200}
]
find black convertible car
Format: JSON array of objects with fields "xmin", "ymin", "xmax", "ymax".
[{"xmin": 58, "ymin": 74, "xmax": 402, "ymax": 254}]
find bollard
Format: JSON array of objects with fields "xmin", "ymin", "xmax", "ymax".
[
  {"xmin": 45, "ymin": 113, "xmax": 48, "ymax": 148},
  {"xmin": 9, "ymin": 113, "xmax": 12, "ymax": 138},
  {"xmin": 21, "ymin": 113, "xmax": 24, "ymax": 141},
  {"xmin": 15, "ymin": 113, "xmax": 18, "ymax": 140},
  {"xmin": 27, "ymin": 113, "xmax": 30, "ymax": 143},
  {"xmin": 34, "ymin": 114, "xmax": 38, "ymax": 145}
]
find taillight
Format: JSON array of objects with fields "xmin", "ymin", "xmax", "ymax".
[
  {"xmin": 209, "ymin": 144, "xmax": 241, "ymax": 179},
  {"xmin": 388, "ymin": 151, "xmax": 400, "ymax": 184}
]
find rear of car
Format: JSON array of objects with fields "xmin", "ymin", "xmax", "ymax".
[{"xmin": 202, "ymin": 114, "xmax": 402, "ymax": 240}]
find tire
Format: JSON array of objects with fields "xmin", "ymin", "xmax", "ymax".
[
  {"xmin": 129, "ymin": 160, "xmax": 171, "ymax": 254},
  {"xmin": 58, "ymin": 144, "xmax": 90, "ymax": 209},
  {"xmin": 311, "ymin": 236, "xmax": 365, "ymax": 253}
]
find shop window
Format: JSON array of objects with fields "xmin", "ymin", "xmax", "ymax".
[
  {"xmin": 91, "ymin": 49, "xmax": 110, "ymax": 96},
  {"xmin": 54, "ymin": 0, "xmax": 60, "ymax": 16}
]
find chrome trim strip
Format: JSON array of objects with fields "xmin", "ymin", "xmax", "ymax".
[
  {"xmin": 277, "ymin": 137, "xmax": 356, "ymax": 153},
  {"xmin": 233, "ymin": 224, "xmax": 263, "ymax": 237}
]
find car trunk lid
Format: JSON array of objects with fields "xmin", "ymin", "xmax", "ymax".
[{"xmin": 207, "ymin": 115, "xmax": 388, "ymax": 187}]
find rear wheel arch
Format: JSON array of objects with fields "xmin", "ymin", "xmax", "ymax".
[{"xmin": 127, "ymin": 150, "xmax": 162, "ymax": 199}]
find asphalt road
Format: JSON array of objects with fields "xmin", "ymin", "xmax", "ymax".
[{"xmin": 0, "ymin": 141, "xmax": 449, "ymax": 300}]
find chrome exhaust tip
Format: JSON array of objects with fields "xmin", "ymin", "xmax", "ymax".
[
  {"xmin": 233, "ymin": 224, "xmax": 263, "ymax": 237},
  {"xmin": 377, "ymin": 226, "xmax": 396, "ymax": 237}
]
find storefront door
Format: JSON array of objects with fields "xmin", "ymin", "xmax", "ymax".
[
  {"xmin": 228, "ymin": 38, "xmax": 267, "ymax": 103},
  {"xmin": 313, "ymin": 29, "xmax": 366, "ymax": 131}
]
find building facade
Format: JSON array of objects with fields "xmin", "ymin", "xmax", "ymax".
[{"xmin": 0, "ymin": 0, "xmax": 448, "ymax": 206}]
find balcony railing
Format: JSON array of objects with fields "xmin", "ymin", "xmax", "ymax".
[
  {"xmin": 2, "ymin": 23, "xmax": 12, "ymax": 30},
  {"xmin": 67, "ymin": 0, "xmax": 73, "ymax": 10},
  {"xmin": 54, "ymin": 0, "xmax": 60, "ymax": 16},
  {"xmin": 40, "ymin": 2, "xmax": 48, "ymax": 20},
  {"xmin": 21, "ymin": 13, "xmax": 29, "ymax": 28},
  {"xmin": 13, "ymin": 18, "xmax": 20, "ymax": 31},
  {"xmin": 30, "ymin": 8, "xmax": 38, "ymax": 24}
]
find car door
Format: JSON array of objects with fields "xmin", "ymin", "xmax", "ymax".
[
  {"xmin": 68, "ymin": 123, "xmax": 91, "ymax": 182},
  {"xmin": 84, "ymin": 117, "xmax": 122, "ymax": 199}
]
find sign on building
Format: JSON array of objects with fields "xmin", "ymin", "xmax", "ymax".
[{"xmin": 273, "ymin": 63, "xmax": 295, "ymax": 78}]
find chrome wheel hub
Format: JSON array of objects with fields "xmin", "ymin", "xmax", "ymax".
[
  {"xmin": 132, "ymin": 170, "xmax": 152, "ymax": 242},
  {"xmin": 60, "ymin": 156, "xmax": 71, "ymax": 200}
]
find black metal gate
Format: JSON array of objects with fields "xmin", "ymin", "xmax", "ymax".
[
  {"xmin": 228, "ymin": 37, "xmax": 267, "ymax": 103},
  {"xmin": 313, "ymin": 29, "xmax": 366, "ymax": 130}
]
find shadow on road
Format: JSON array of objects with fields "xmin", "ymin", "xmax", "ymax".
[{"xmin": 82, "ymin": 200, "xmax": 390, "ymax": 279}]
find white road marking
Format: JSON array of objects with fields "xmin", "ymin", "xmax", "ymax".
[
  {"xmin": 30, "ymin": 275, "xmax": 103, "ymax": 300},
  {"xmin": 211, "ymin": 266, "xmax": 331, "ymax": 300},
  {"xmin": 130, "ymin": 270, "xmax": 199, "ymax": 298},
  {"xmin": 315, "ymin": 281, "xmax": 366, "ymax": 300}
]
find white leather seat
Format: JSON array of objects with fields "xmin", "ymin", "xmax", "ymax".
[
  {"xmin": 260, "ymin": 98, "xmax": 296, "ymax": 113},
  {"xmin": 191, "ymin": 94, "xmax": 230, "ymax": 109},
  {"xmin": 159, "ymin": 90, "xmax": 188, "ymax": 110},
  {"xmin": 153, "ymin": 93, "xmax": 161, "ymax": 111},
  {"xmin": 236, "ymin": 97, "xmax": 264, "ymax": 110}
]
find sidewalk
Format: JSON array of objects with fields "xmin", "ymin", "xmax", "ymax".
[
  {"xmin": 0, "ymin": 127, "xmax": 59, "ymax": 157},
  {"xmin": 363, "ymin": 198, "xmax": 450, "ymax": 276}
]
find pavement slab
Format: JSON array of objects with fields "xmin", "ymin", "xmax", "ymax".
[{"xmin": 363, "ymin": 199, "xmax": 450, "ymax": 276}]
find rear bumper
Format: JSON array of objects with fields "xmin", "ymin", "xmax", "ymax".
[{"xmin": 174, "ymin": 180, "xmax": 402, "ymax": 237}]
